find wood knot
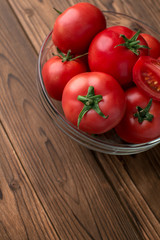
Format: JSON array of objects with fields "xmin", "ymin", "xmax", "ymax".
[
  {"xmin": 9, "ymin": 180, "xmax": 20, "ymax": 191},
  {"xmin": 24, "ymin": 8, "xmax": 34, "ymax": 17}
]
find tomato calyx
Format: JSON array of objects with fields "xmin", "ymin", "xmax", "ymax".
[
  {"xmin": 134, "ymin": 98, "xmax": 154, "ymax": 123},
  {"xmin": 77, "ymin": 86, "xmax": 109, "ymax": 127},
  {"xmin": 115, "ymin": 30, "xmax": 149, "ymax": 55},
  {"xmin": 53, "ymin": 48, "xmax": 88, "ymax": 62},
  {"xmin": 53, "ymin": 7, "xmax": 62, "ymax": 15}
]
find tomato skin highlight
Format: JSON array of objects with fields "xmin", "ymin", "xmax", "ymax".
[
  {"xmin": 42, "ymin": 56, "xmax": 87, "ymax": 101},
  {"xmin": 141, "ymin": 33, "xmax": 160, "ymax": 58},
  {"xmin": 62, "ymin": 72, "xmax": 126, "ymax": 134},
  {"xmin": 88, "ymin": 26, "xmax": 149, "ymax": 87},
  {"xmin": 115, "ymin": 87, "xmax": 160, "ymax": 143},
  {"xmin": 52, "ymin": 2, "xmax": 106, "ymax": 54},
  {"xmin": 133, "ymin": 56, "xmax": 160, "ymax": 101}
]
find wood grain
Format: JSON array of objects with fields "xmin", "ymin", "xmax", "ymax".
[
  {"xmin": 1, "ymin": 0, "xmax": 160, "ymax": 239},
  {"xmin": 0, "ymin": 124, "xmax": 60, "ymax": 240},
  {"xmin": 93, "ymin": 150, "xmax": 160, "ymax": 240},
  {"xmin": 0, "ymin": 1, "xmax": 143, "ymax": 239}
]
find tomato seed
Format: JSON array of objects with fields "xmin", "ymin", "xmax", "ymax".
[
  {"xmin": 153, "ymin": 81, "xmax": 158, "ymax": 85},
  {"xmin": 144, "ymin": 72, "xmax": 160, "ymax": 92}
]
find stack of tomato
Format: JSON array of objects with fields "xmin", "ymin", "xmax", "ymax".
[{"xmin": 42, "ymin": 2, "xmax": 160, "ymax": 144}]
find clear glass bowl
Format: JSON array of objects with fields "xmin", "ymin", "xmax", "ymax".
[{"xmin": 37, "ymin": 11, "xmax": 160, "ymax": 155}]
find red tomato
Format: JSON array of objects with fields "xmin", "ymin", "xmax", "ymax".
[
  {"xmin": 115, "ymin": 87, "xmax": 160, "ymax": 143},
  {"xmin": 62, "ymin": 72, "xmax": 126, "ymax": 134},
  {"xmin": 52, "ymin": 2, "xmax": 106, "ymax": 54},
  {"xmin": 88, "ymin": 26, "xmax": 149, "ymax": 87},
  {"xmin": 133, "ymin": 56, "xmax": 160, "ymax": 101},
  {"xmin": 106, "ymin": 25, "xmax": 134, "ymax": 35},
  {"xmin": 42, "ymin": 54, "xmax": 87, "ymax": 101},
  {"xmin": 141, "ymin": 33, "xmax": 160, "ymax": 58}
]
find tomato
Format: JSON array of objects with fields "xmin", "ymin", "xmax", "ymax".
[
  {"xmin": 106, "ymin": 25, "xmax": 134, "ymax": 35},
  {"xmin": 62, "ymin": 72, "xmax": 126, "ymax": 134},
  {"xmin": 42, "ymin": 51, "xmax": 87, "ymax": 101},
  {"xmin": 115, "ymin": 87, "xmax": 160, "ymax": 143},
  {"xmin": 133, "ymin": 56, "xmax": 160, "ymax": 101},
  {"xmin": 88, "ymin": 26, "xmax": 149, "ymax": 87},
  {"xmin": 52, "ymin": 2, "xmax": 106, "ymax": 54},
  {"xmin": 141, "ymin": 33, "xmax": 160, "ymax": 58}
]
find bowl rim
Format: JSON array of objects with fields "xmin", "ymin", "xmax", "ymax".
[{"xmin": 37, "ymin": 11, "xmax": 160, "ymax": 153}]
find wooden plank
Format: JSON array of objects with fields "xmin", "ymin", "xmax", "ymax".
[
  {"xmin": 6, "ymin": 0, "xmax": 160, "ymax": 238},
  {"xmin": 0, "ymin": 124, "xmax": 60, "ymax": 240},
  {"xmin": 93, "ymin": 150, "xmax": 160, "ymax": 240},
  {"xmin": 7, "ymin": 0, "xmax": 160, "ymax": 53},
  {"xmin": 0, "ymin": 1, "xmax": 153, "ymax": 239}
]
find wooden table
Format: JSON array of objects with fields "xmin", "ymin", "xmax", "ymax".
[{"xmin": 1, "ymin": 1, "xmax": 160, "ymax": 239}]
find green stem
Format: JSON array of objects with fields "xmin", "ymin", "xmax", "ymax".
[
  {"xmin": 53, "ymin": 7, "xmax": 62, "ymax": 15},
  {"xmin": 70, "ymin": 52, "xmax": 88, "ymax": 61},
  {"xmin": 61, "ymin": 50, "xmax": 71, "ymax": 62},
  {"xmin": 134, "ymin": 99, "xmax": 154, "ymax": 123},
  {"xmin": 54, "ymin": 48, "xmax": 88, "ymax": 62},
  {"xmin": 129, "ymin": 40, "xmax": 140, "ymax": 46},
  {"xmin": 77, "ymin": 86, "xmax": 109, "ymax": 128},
  {"xmin": 115, "ymin": 30, "xmax": 149, "ymax": 55}
]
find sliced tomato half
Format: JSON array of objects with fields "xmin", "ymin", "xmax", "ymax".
[{"xmin": 133, "ymin": 56, "xmax": 160, "ymax": 101}]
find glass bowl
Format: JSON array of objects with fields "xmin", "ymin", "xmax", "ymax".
[{"xmin": 37, "ymin": 11, "xmax": 160, "ymax": 155}]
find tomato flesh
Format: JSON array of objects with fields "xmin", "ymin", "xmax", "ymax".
[{"xmin": 133, "ymin": 56, "xmax": 160, "ymax": 101}]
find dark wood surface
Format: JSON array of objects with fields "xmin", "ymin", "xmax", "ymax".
[{"xmin": 0, "ymin": 0, "xmax": 160, "ymax": 239}]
